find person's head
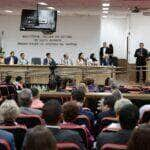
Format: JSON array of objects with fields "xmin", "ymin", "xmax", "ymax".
[
  {"xmin": 31, "ymin": 87, "xmax": 39, "ymax": 98},
  {"xmin": 46, "ymin": 53, "xmax": 51, "ymax": 58},
  {"xmin": 15, "ymin": 76, "xmax": 23, "ymax": 83},
  {"xmin": 90, "ymin": 53, "xmax": 97, "ymax": 61},
  {"xmin": 62, "ymin": 101, "xmax": 80, "ymax": 122},
  {"xmin": 103, "ymin": 42, "xmax": 107, "ymax": 47},
  {"xmin": 4, "ymin": 75, "xmax": 12, "ymax": 84},
  {"xmin": 139, "ymin": 42, "xmax": 144, "ymax": 48},
  {"xmin": 78, "ymin": 52, "xmax": 84, "ymax": 60},
  {"xmin": 119, "ymin": 104, "xmax": 139, "ymax": 130},
  {"xmin": 127, "ymin": 124, "xmax": 150, "ymax": 150},
  {"xmin": 20, "ymin": 53, "xmax": 25, "ymax": 59},
  {"xmin": 109, "ymin": 44, "xmax": 113, "ymax": 49},
  {"xmin": 0, "ymin": 100, "xmax": 20, "ymax": 121},
  {"xmin": 78, "ymin": 83, "xmax": 88, "ymax": 93},
  {"xmin": 42, "ymin": 100, "xmax": 62, "ymax": 125},
  {"xmin": 71, "ymin": 89, "xmax": 85, "ymax": 104},
  {"xmin": 10, "ymin": 51, "xmax": 15, "ymax": 57},
  {"xmin": 114, "ymin": 98, "xmax": 132, "ymax": 115},
  {"xmin": 101, "ymin": 95, "xmax": 116, "ymax": 112},
  {"xmin": 63, "ymin": 54, "xmax": 69, "ymax": 59},
  {"xmin": 18, "ymin": 88, "xmax": 32, "ymax": 107},
  {"xmin": 112, "ymin": 89, "xmax": 122, "ymax": 101},
  {"xmin": 23, "ymin": 125, "xmax": 57, "ymax": 150}
]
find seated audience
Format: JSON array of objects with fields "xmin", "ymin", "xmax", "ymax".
[
  {"xmin": 78, "ymin": 83, "xmax": 89, "ymax": 93},
  {"xmin": 18, "ymin": 88, "xmax": 42, "ymax": 115},
  {"xmin": 139, "ymin": 104, "xmax": 150, "ymax": 120},
  {"xmin": 76, "ymin": 52, "xmax": 86, "ymax": 66},
  {"xmin": 14, "ymin": 76, "xmax": 24, "ymax": 90},
  {"xmin": 0, "ymin": 100, "xmax": 20, "ymax": 126},
  {"xmin": 61, "ymin": 53, "xmax": 73, "ymax": 65},
  {"xmin": 43, "ymin": 53, "xmax": 56, "ymax": 65},
  {"xmin": 71, "ymin": 89, "xmax": 94, "ymax": 122},
  {"xmin": 18, "ymin": 53, "xmax": 28, "ymax": 65},
  {"xmin": 62, "ymin": 101, "xmax": 94, "ymax": 147},
  {"xmin": 5, "ymin": 51, "xmax": 18, "ymax": 65},
  {"xmin": 88, "ymin": 53, "xmax": 98, "ymax": 66},
  {"xmin": 42, "ymin": 100, "xmax": 86, "ymax": 150},
  {"xmin": 30, "ymin": 87, "xmax": 44, "ymax": 109},
  {"xmin": 23, "ymin": 125, "xmax": 57, "ymax": 150},
  {"xmin": 96, "ymin": 95, "xmax": 116, "ymax": 129},
  {"xmin": 127, "ymin": 124, "xmax": 150, "ymax": 150},
  {"xmin": 96, "ymin": 104, "xmax": 139, "ymax": 149},
  {"xmin": 0, "ymin": 129, "xmax": 15, "ymax": 150}
]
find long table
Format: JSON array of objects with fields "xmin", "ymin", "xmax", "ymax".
[
  {"xmin": 40, "ymin": 92, "xmax": 150, "ymax": 101},
  {"xmin": 0, "ymin": 64, "xmax": 122, "ymax": 84}
]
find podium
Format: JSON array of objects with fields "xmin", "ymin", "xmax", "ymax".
[{"xmin": 147, "ymin": 59, "xmax": 150, "ymax": 82}]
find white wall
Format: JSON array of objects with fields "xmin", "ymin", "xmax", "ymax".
[
  {"xmin": 128, "ymin": 13, "xmax": 150, "ymax": 63},
  {"xmin": 100, "ymin": 18, "xmax": 128, "ymax": 60},
  {"xmin": 0, "ymin": 14, "xmax": 100, "ymax": 63}
]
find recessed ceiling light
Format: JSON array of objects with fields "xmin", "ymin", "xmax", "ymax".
[
  {"xmin": 102, "ymin": 11, "xmax": 109, "ymax": 14},
  {"xmin": 102, "ymin": 7, "xmax": 109, "ymax": 11},
  {"xmin": 102, "ymin": 3, "xmax": 110, "ymax": 7},
  {"xmin": 38, "ymin": 2, "xmax": 48, "ymax": 6},
  {"xmin": 47, "ymin": 7, "xmax": 55, "ymax": 10},
  {"xmin": 4, "ymin": 10, "xmax": 13, "ymax": 13},
  {"xmin": 102, "ymin": 15, "xmax": 108, "ymax": 18}
]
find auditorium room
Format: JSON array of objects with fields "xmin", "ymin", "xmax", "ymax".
[{"xmin": 0, "ymin": 0, "xmax": 150, "ymax": 150}]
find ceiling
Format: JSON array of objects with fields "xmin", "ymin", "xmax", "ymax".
[{"xmin": 0, "ymin": 0, "xmax": 150, "ymax": 16}]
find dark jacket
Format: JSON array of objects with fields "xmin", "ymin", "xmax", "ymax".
[
  {"xmin": 96, "ymin": 129, "xmax": 132, "ymax": 149},
  {"xmin": 43, "ymin": 58, "xmax": 56, "ymax": 65},
  {"xmin": 47, "ymin": 126, "xmax": 86, "ymax": 150},
  {"xmin": 5, "ymin": 56, "xmax": 18, "ymax": 64},
  {"xmin": 100, "ymin": 47, "xmax": 109, "ymax": 59},
  {"xmin": 134, "ymin": 48, "xmax": 148, "ymax": 66}
]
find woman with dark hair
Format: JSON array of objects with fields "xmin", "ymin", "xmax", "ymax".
[
  {"xmin": 76, "ymin": 52, "xmax": 86, "ymax": 66},
  {"xmin": 23, "ymin": 125, "xmax": 57, "ymax": 150},
  {"xmin": 108, "ymin": 44, "xmax": 114, "ymax": 56},
  {"xmin": 88, "ymin": 53, "xmax": 98, "ymax": 66},
  {"xmin": 127, "ymin": 124, "xmax": 150, "ymax": 150}
]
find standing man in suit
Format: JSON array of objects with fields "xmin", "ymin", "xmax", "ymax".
[
  {"xmin": 5, "ymin": 51, "xmax": 18, "ymax": 65},
  {"xmin": 134, "ymin": 43, "xmax": 149, "ymax": 83},
  {"xmin": 43, "ymin": 53, "xmax": 56, "ymax": 65},
  {"xmin": 99, "ymin": 42, "xmax": 109, "ymax": 65}
]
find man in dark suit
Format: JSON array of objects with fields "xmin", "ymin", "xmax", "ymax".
[
  {"xmin": 42, "ymin": 100, "xmax": 86, "ymax": 150},
  {"xmin": 134, "ymin": 43, "xmax": 149, "ymax": 83},
  {"xmin": 99, "ymin": 42, "xmax": 109, "ymax": 65},
  {"xmin": 43, "ymin": 53, "xmax": 56, "ymax": 65},
  {"xmin": 0, "ymin": 129, "xmax": 15, "ymax": 150},
  {"xmin": 5, "ymin": 51, "xmax": 18, "ymax": 64},
  {"xmin": 96, "ymin": 104, "xmax": 139, "ymax": 149}
]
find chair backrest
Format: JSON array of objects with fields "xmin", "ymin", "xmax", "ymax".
[
  {"xmin": 31, "ymin": 58, "xmax": 41, "ymax": 65},
  {"xmin": 73, "ymin": 115, "xmax": 91, "ymax": 129},
  {"xmin": 0, "ymin": 125, "xmax": 27, "ymax": 150},
  {"xmin": 60, "ymin": 124, "xmax": 89, "ymax": 148},
  {"xmin": 16, "ymin": 114, "xmax": 45, "ymax": 128},
  {"xmin": 57, "ymin": 142, "xmax": 80, "ymax": 150},
  {"xmin": 101, "ymin": 143, "xmax": 127, "ymax": 150},
  {"xmin": 0, "ymin": 139, "xmax": 10, "ymax": 150},
  {"xmin": 99, "ymin": 117, "xmax": 118, "ymax": 131},
  {"xmin": 140, "ymin": 110, "xmax": 150, "ymax": 124}
]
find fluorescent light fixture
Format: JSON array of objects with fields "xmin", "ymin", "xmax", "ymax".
[
  {"xmin": 102, "ymin": 15, "xmax": 108, "ymax": 18},
  {"xmin": 47, "ymin": 7, "xmax": 55, "ymax": 10},
  {"xmin": 4, "ymin": 10, "xmax": 13, "ymax": 13},
  {"xmin": 38, "ymin": 2, "xmax": 48, "ymax": 6},
  {"xmin": 102, "ymin": 3, "xmax": 110, "ymax": 7},
  {"xmin": 102, "ymin": 11, "xmax": 108, "ymax": 14},
  {"xmin": 102, "ymin": 7, "xmax": 109, "ymax": 11}
]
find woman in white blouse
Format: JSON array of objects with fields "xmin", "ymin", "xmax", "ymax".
[{"xmin": 76, "ymin": 52, "xmax": 86, "ymax": 66}]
